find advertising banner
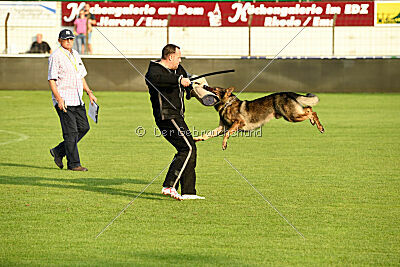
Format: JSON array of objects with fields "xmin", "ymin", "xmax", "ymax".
[
  {"xmin": 0, "ymin": 1, "xmax": 57, "ymax": 27},
  {"xmin": 62, "ymin": 1, "xmax": 374, "ymax": 27},
  {"xmin": 375, "ymin": 1, "xmax": 400, "ymax": 26}
]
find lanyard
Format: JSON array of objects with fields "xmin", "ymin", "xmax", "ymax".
[
  {"xmin": 60, "ymin": 47, "xmax": 78, "ymax": 72},
  {"xmin": 60, "ymin": 47, "xmax": 83, "ymax": 105}
]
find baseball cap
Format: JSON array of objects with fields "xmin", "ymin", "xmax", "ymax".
[{"xmin": 58, "ymin": 29, "xmax": 75, "ymax": 40}]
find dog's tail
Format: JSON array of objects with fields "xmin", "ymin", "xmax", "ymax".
[{"xmin": 296, "ymin": 93, "xmax": 319, "ymax": 107}]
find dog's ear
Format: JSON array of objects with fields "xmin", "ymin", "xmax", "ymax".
[{"xmin": 226, "ymin": 87, "xmax": 234, "ymax": 96}]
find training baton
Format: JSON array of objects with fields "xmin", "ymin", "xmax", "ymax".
[{"xmin": 189, "ymin": 69, "xmax": 235, "ymax": 81}]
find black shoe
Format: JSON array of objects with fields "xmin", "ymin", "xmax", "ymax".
[
  {"xmin": 68, "ymin": 166, "xmax": 88, "ymax": 172},
  {"xmin": 50, "ymin": 148, "xmax": 63, "ymax": 169}
]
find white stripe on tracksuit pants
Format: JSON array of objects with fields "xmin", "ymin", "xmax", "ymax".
[{"xmin": 156, "ymin": 117, "xmax": 197, "ymax": 195}]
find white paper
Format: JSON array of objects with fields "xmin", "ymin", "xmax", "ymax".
[{"xmin": 88, "ymin": 102, "xmax": 99, "ymax": 123}]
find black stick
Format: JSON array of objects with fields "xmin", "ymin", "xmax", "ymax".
[{"xmin": 189, "ymin": 69, "xmax": 235, "ymax": 81}]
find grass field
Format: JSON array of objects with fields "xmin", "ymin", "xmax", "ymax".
[{"xmin": 0, "ymin": 90, "xmax": 399, "ymax": 265}]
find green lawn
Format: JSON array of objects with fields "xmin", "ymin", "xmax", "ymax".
[{"xmin": 0, "ymin": 90, "xmax": 399, "ymax": 265}]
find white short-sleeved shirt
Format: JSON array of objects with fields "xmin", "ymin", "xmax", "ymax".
[{"xmin": 48, "ymin": 46, "xmax": 87, "ymax": 106}]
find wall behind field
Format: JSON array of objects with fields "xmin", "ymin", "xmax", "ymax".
[
  {"xmin": 1, "ymin": 56, "xmax": 399, "ymax": 92},
  {"xmin": 0, "ymin": 2, "xmax": 400, "ymax": 57}
]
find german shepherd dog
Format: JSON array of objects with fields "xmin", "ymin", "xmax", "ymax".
[{"xmin": 193, "ymin": 85, "xmax": 324, "ymax": 150}]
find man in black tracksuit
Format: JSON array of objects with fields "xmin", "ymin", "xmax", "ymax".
[{"xmin": 145, "ymin": 44, "xmax": 204, "ymax": 200}]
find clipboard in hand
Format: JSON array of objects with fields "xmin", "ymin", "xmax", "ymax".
[{"xmin": 88, "ymin": 101, "xmax": 99, "ymax": 123}]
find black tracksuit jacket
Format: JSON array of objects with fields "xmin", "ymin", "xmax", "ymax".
[{"xmin": 145, "ymin": 60, "xmax": 188, "ymax": 122}]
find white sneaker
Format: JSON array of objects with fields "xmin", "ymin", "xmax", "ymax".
[
  {"xmin": 162, "ymin": 187, "xmax": 182, "ymax": 201},
  {"xmin": 181, "ymin": 194, "xmax": 205, "ymax": 200},
  {"xmin": 161, "ymin": 187, "xmax": 170, "ymax": 195}
]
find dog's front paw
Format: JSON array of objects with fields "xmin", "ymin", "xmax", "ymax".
[
  {"xmin": 222, "ymin": 142, "xmax": 227, "ymax": 150},
  {"xmin": 193, "ymin": 136, "xmax": 204, "ymax": 142}
]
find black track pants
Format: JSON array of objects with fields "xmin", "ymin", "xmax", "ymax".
[
  {"xmin": 156, "ymin": 117, "xmax": 197, "ymax": 195},
  {"xmin": 53, "ymin": 105, "xmax": 90, "ymax": 169}
]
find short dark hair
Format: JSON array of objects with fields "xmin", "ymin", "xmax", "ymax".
[{"xmin": 162, "ymin": 44, "xmax": 180, "ymax": 59}]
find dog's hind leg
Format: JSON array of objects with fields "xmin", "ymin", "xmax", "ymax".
[
  {"xmin": 290, "ymin": 107, "xmax": 324, "ymax": 133},
  {"xmin": 222, "ymin": 120, "xmax": 244, "ymax": 150},
  {"xmin": 304, "ymin": 107, "xmax": 324, "ymax": 133}
]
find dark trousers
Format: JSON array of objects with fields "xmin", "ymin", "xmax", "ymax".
[
  {"xmin": 156, "ymin": 117, "xmax": 197, "ymax": 195},
  {"xmin": 53, "ymin": 105, "xmax": 90, "ymax": 169}
]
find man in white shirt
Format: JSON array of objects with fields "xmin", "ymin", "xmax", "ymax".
[{"xmin": 48, "ymin": 29, "xmax": 97, "ymax": 171}]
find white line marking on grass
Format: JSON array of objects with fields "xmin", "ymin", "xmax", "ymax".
[
  {"xmin": 0, "ymin": 130, "xmax": 29, "ymax": 146},
  {"xmin": 224, "ymin": 158, "xmax": 305, "ymax": 240},
  {"xmin": 95, "ymin": 159, "xmax": 174, "ymax": 239}
]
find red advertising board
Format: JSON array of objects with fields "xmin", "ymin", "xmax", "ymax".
[{"xmin": 62, "ymin": 1, "xmax": 374, "ymax": 27}]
